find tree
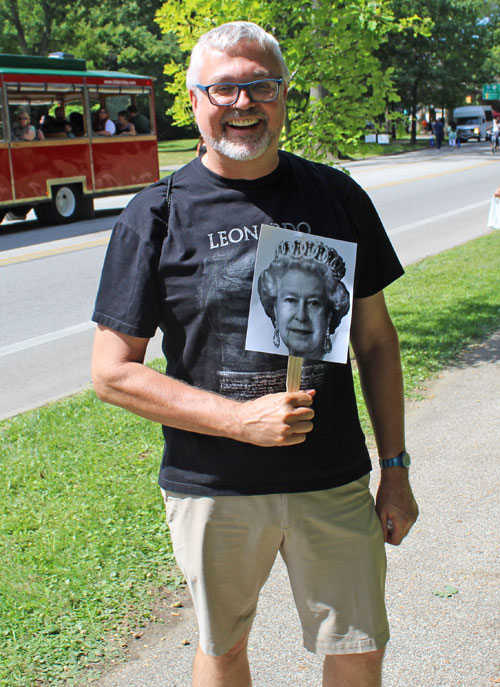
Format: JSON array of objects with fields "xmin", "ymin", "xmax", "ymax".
[
  {"xmin": 0, "ymin": 0, "xmax": 80, "ymax": 55},
  {"xmin": 0, "ymin": 0, "xmax": 188, "ymax": 138},
  {"xmin": 156, "ymin": 0, "xmax": 419, "ymax": 160},
  {"xmin": 379, "ymin": 0, "xmax": 489, "ymax": 142}
]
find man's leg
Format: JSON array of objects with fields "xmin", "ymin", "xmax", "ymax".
[
  {"xmin": 322, "ymin": 648, "xmax": 385, "ymax": 687},
  {"xmin": 192, "ymin": 631, "xmax": 251, "ymax": 687}
]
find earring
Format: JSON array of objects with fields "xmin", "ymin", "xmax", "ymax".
[
  {"xmin": 273, "ymin": 328, "xmax": 281, "ymax": 348},
  {"xmin": 323, "ymin": 333, "xmax": 332, "ymax": 354}
]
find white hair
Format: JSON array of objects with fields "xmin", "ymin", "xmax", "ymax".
[{"xmin": 186, "ymin": 21, "xmax": 289, "ymax": 89}]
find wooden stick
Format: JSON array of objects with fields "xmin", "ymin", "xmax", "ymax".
[{"xmin": 286, "ymin": 356, "xmax": 303, "ymax": 392}]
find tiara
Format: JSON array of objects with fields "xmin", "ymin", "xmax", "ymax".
[{"xmin": 273, "ymin": 239, "xmax": 346, "ymax": 280}]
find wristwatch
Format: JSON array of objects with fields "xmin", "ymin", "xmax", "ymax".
[{"xmin": 379, "ymin": 450, "xmax": 411, "ymax": 469}]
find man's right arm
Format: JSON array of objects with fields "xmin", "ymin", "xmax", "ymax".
[{"xmin": 91, "ymin": 324, "xmax": 315, "ymax": 447}]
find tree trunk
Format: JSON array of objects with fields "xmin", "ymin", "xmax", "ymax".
[
  {"xmin": 410, "ymin": 79, "xmax": 419, "ymax": 143},
  {"xmin": 9, "ymin": 0, "xmax": 29, "ymax": 54}
]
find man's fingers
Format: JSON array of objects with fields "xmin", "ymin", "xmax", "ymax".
[
  {"xmin": 237, "ymin": 390, "xmax": 316, "ymax": 446},
  {"xmin": 289, "ymin": 420, "xmax": 314, "ymax": 435},
  {"xmin": 381, "ymin": 510, "xmax": 416, "ymax": 545}
]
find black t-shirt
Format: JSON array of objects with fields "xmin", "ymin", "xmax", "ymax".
[{"xmin": 92, "ymin": 151, "xmax": 403, "ymax": 495}]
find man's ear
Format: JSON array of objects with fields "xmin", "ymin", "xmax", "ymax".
[
  {"xmin": 189, "ymin": 88, "xmax": 198, "ymax": 113},
  {"xmin": 282, "ymin": 82, "xmax": 289, "ymax": 103}
]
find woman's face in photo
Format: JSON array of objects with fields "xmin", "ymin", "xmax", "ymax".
[{"xmin": 273, "ymin": 269, "xmax": 330, "ymax": 359}]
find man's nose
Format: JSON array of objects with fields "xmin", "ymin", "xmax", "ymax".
[{"xmin": 233, "ymin": 86, "xmax": 253, "ymax": 108}]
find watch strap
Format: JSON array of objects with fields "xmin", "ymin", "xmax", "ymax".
[{"xmin": 379, "ymin": 450, "xmax": 411, "ymax": 468}]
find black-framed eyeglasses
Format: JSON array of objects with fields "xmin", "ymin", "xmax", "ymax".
[{"xmin": 195, "ymin": 79, "xmax": 283, "ymax": 107}]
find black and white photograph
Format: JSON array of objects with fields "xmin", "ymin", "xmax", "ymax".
[{"xmin": 246, "ymin": 224, "xmax": 357, "ymax": 363}]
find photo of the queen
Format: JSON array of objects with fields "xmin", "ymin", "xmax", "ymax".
[{"xmin": 246, "ymin": 225, "xmax": 356, "ymax": 363}]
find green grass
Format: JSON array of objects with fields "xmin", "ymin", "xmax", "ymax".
[
  {"xmin": 157, "ymin": 137, "xmax": 198, "ymax": 168},
  {"xmin": 354, "ymin": 231, "xmax": 500, "ymax": 432},
  {"xmin": 351, "ymin": 137, "xmax": 430, "ymax": 160},
  {"xmin": 1, "ymin": 232, "xmax": 500, "ymax": 686},
  {"xmin": 0, "ymin": 360, "xmax": 176, "ymax": 686}
]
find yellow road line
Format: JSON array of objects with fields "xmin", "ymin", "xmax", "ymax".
[
  {"xmin": 364, "ymin": 160, "xmax": 498, "ymax": 190},
  {"xmin": 0, "ymin": 236, "xmax": 110, "ymax": 267}
]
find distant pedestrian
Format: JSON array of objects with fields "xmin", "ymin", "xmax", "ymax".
[
  {"xmin": 196, "ymin": 135, "xmax": 206, "ymax": 156},
  {"xmin": 491, "ymin": 117, "xmax": 500, "ymax": 153},
  {"xmin": 448, "ymin": 121, "xmax": 457, "ymax": 148},
  {"xmin": 433, "ymin": 118, "xmax": 445, "ymax": 150}
]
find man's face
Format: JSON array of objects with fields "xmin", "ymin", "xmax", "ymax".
[
  {"xmin": 99, "ymin": 110, "xmax": 108, "ymax": 120},
  {"xmin": 274, "ymin": 269, "xmax": 331, "ymax": 359},
  {"xmin": 190, "ymin": 41, "xmax": 287, "ymax": 167}
]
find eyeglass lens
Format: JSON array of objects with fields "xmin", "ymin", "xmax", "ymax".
[{"xmin": 208, "ymin": 80, "xmax": 280, "ymax": 105}]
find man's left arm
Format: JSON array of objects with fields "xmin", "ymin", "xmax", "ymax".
[{"xmin": 350, "ymin": 290, "xmax": 419, "ymax": 545}]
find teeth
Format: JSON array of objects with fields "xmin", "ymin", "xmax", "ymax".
[{"xmin": 226, "ymin": 118, "xmax": 259, "ymax": 127}]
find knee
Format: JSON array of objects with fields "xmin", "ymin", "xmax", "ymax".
[
  {"xmin": 221, "ymin": 632, "xmax": 250, "ymax": 659},
  {"xmin": 199, "ymin": 630, "xmax": 250, "ymax": 663}
]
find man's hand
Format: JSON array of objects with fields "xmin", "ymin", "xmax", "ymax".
[
  {"xmin": 235, "ymin": 390, "xmax": 315, "ymax": 447},
  {"xmin": 375, "ymin": 469, "xmax": 419, "ymax": 545}
]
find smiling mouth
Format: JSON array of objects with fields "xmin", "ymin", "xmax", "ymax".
[{"xmin": 225, "ymin": 118, "xmax": 262, "ymax": 130}]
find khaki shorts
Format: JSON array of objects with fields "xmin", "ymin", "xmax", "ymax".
[{"xmin": 162, "ymin": 475, "xmax": 389, "ymax": 656}]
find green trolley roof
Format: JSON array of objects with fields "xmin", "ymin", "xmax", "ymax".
[{"xmin": 0, "ymin": 54, "xmax": 152, "ymax": 81}]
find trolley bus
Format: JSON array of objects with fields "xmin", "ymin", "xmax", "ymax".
[{"xmin": 0, "ymin": 53, "xmax": 159, "ymax": 224}]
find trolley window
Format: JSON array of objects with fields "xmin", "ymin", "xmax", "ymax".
[
  {"xmin": 88, "ymin": 86, "xmax": 154, "ymax": 137},
  {"xmin": 7, "ymin": 83, "xmax": 87, "ymax": 140}
]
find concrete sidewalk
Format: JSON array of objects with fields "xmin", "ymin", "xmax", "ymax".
[{"xmin": 92, "ymin": 331, "xmax": 500, "ymax": 687}]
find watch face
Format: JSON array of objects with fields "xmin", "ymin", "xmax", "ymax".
[{"xmin": 402, "ymin": 451, "xmax": 411, "ymax": 467}]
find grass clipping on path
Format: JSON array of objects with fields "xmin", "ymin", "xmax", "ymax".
[{"xmin": 1, "ymin": 231, "xmax": 500, "ymax": 686}]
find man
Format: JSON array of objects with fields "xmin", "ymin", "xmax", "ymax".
[
  {"xmin": 92, "ymin": 21, "xmax": 418, "ymax": 687},
  {"xmin": 433, "ymin": 117, "xmax": 445, "ymax": 150},
  {"xmin": 126, "ymin": 104, "xmax": 150, "ymax": 133}
]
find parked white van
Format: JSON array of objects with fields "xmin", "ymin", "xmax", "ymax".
[{"xmin": 453, "ymin": 105, "xmax": 493, "ymax": 142}]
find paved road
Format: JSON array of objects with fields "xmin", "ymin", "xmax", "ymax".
[
  {"xmin": 92, "ymin": 330, "xmax": 500, "ymax": 687},
  {"xmin": 0, "ymin": 199, "xmax": 165, "ymax": 419}
]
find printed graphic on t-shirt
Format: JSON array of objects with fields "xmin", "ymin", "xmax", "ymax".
[
  {"xmin": 246, "ymin": 224, "xmax": 357, "ymax": 364},
  {"xmin": 217, "ymin": 362, "xmax": 326, "ymax": 399}
]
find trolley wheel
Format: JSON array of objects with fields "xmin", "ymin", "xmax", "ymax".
[{"xmin": 35, "ymin": 185, "xmax": 94, "ymax": 225}]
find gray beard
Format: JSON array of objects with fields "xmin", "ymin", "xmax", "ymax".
[{"xmin": 199, "ymin": 124, "xmax": 279, "ymax": 162}]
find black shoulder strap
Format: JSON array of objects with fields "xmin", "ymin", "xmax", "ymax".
[{"xmin": 163, "ymin": 172, "xmax": 174, "ymax": 235}]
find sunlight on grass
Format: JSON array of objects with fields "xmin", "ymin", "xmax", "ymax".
[
  {"xmin": 158, "ymin": 137, "xmax": 198, "ymax": 168},
  {"xmin": 354, "ymin": 231, "xmax": 500, "ymax": 432}
]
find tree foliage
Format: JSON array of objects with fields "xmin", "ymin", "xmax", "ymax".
[
  {"xmin": 0, "ymin": 0, "xmax": 187, "ymax": 138},
  {"xmin": 156, "ymin": 0, "xmax": 424, "ymax": 160},
  {"xmin": 380, "ymin": 0, "xmax": 489, "ymax": 141}
]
